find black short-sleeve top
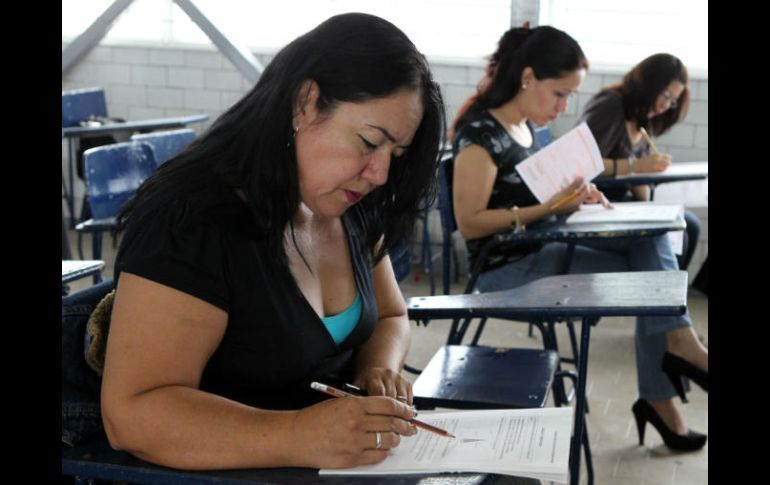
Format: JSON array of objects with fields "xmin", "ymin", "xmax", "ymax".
[
  {"xmin": 578, "ymin": 90, "xmax": 651, "ymax": 201},
  {"xmin": 452, "ymin": 109, "xmax": 543, "ymax": 270},
  {"xmin": 115, "ymin": 185, "xmax": 378, "ymax": 410}
]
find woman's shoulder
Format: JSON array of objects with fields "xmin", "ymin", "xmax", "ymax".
[
  {"xmin": 585, "ymin": 89, "xmax": 624, "ymax": 113},
  {"xmin": 124, "ymin": 184, "xmax": 256, "ymax": 245},
  {"xmin": 455, "ymin": 110, "xmax": 496, "ymax": 136},
  {"xmin": 453, "ymin": 110, "xmax": 504, "ymax": 154}
]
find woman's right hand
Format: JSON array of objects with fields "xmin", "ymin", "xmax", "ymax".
[
  {"xmin": 547, "ymin": 177, "xmax": 590, "ymax": 214},
  {"xmin": 292, "ymin": 395, "xmax": 417, "ymax": 468},
  {"xmin": 635, "ymin": 153, "xmax": 672, "ymax": 173}
]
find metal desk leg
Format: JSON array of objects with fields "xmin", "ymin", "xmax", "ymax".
[
  {"xmin": 569, "ymin": 316, "xmax": 598, "ymax": 485},
  {"xmin": 66, "ymin": 138, "xmax": 77, "ymax": 227}
]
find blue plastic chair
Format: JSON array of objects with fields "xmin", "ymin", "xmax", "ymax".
[
  {"xmin": 62, "ymin": 87, "xmax": 108, "ymax": 128},
  {"xmin": 390, "ymin": 239, "xmax": 412, "ymax": 283},
  {"xmin": 131, "ymin": 128, "xmax": 196, "ymax": 168},
  {"xmin": 534, "ymin": 125, "xmax": 553, "ymax": 147},
  {"xmin": 75, "ymin": 142, "xmax": 157, "ymax": 273}
]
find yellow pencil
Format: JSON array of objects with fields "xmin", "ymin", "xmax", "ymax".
[
  {"xmin": 310, "ymin": 382, "xmax": 455, "ymax": 439},
  {"xmin": 639, "ymin": 127, "xmax": 660, "ymax": 155},
  {"xmin": 550, "ymin": 186, "xmax": 587, "ymax": 210}
]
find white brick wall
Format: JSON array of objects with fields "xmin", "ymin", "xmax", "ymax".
[{"xmin": 62, "ymin": 43, "xmax": 708, "ymax": 276}]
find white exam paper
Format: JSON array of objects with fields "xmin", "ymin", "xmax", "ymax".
[
  {"xmin": 320, "ymin": 407, "xmax": 573, "ymax": 483},
  {"xmin": 565, "ymin": 201, "xmax": 684, "ymax": 224},
  {"xmin": 516, "ymin": 122, "xmax": 604, "ymax": 203}
]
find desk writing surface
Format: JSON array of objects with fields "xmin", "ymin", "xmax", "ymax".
[
  {"xmin": 62, "ymin": 260, "xmax": 105, "ymax": 284},
  {"xmin": 494, "ymin": 213, "xmax": 685, "ymax": 245},
  {"xmin": 407, "ymin": 271, "xmax": 688, "ymax": 320},
  {"xmin": 61, "ymin": 114, "xmax": 209, "ymax": 138},
  {"xmin": 594, "ymin": 161, "xmax": 707, "ymax": 188},
  {"xmin": 564, "ymin": 202, "xmax": 683, "ymax": 224},
  {"xmin": 62, "ymin": 439, "xmax": 538, "ymax": 485}
]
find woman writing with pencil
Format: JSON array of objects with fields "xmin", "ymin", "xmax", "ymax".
[
  {"xmin": 98, "ymin": 13, "xmax": 444, "ymax": 470},
  {"xmin": 577, "ymin": 53, "xmax": 702, "ymax": 273},
  {"xmin": 451, "ymin": 25, "xmax": 707, "ymax": 452}
]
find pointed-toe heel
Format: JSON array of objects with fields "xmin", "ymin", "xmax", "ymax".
[
  {"xmin": 631, "ymin": 399, "xmax": 707, "ymax": 452},
  {"xmin": 661, "ymin": 352, "xmax": 708, "ymax": 402}
]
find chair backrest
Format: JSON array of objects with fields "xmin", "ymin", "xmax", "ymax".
[
  {"xmin": 533, "ymin": 125, "xmax": 552, "ymax": 147},
  {"xmin": 437, "ymin": 154, "xmax": 457, "ymax": 236},
  {"xmin": 62, "ymin": 87, "xmax": 108, "ymax": 127},
  {"xmin": 436, "ymin": 154, "xmax": 458, "ymax": 294},
  {"xmin": 390, "ymin": 239, "xmax": 411, "ymax": 283},
  {"xmin": 131, "ymin": 128, "xmax": 196, "ymax": 168},
  {"xmin": 83, "ymin": 141, "xmax": 157, "ymax": 220}
]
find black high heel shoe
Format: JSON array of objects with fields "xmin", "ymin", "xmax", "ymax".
[
  {"xmin": 661, "ymin": 352, "xmax": 708, "ymax": 403},
  {"xmin": 632, "ymin": 399, "xmax": 707, "ymax": 451}
]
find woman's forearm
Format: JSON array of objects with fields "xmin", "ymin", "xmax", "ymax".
[
  {"xmin": 457, "ymin": 203, "xmax": 552, "ymax": 240},
  {"xmin": 354, "ymin": 315, "xmax": 411, "ymax": 374},
  {"xmin": 102, "ymin": 385, "xmax": 300, "ymax": 470}
]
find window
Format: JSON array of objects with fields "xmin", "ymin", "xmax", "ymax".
[
  {"xmin": 540, "ymin": 0, "xmax": 707, "ymax": 74},
  {"xmin": 63, "ymin": 0, "xmax": 513, "ymax": 62}
]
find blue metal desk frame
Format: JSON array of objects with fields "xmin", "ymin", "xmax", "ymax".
[
  {"xmin": 594, "ymin": 161, "xmax": 707, "ymax": 200},
  {"xmin": 62, "ymin": 259, "xmax": 104, "ymax": 285},
  {"xmin": 406, "ymin": 271, "xmax": 689, "ymax": 485},
  {"xmin": 454, "ymin": 214, "xmax": 686, "ymax": 353}
]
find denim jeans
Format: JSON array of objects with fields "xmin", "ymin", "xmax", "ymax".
[
  {"xmin": 61, "ymin": 280, "xmax": 114, "ymax": 446},
  {"xmin": 476, "ymin": 234, "xmax": 691, "ymax": 401},
  {"xmin": 679, "ymin": 209, "xmax": 701, "ymax": 272}
]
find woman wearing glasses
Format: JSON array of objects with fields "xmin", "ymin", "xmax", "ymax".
[{"xmin": 577, "ymin": 53, "xmax": 702, "ymax": 273}]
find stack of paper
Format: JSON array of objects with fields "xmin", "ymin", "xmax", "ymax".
[
  {"xmin": 565, "ymin": 201, "xmax": 684, "ymax": 224},
  {"xmin": 320, "ymin": 407, "xmax": 574, "ymax": 483}
]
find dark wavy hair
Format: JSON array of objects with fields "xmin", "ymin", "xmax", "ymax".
[
  {"xmin": 609, "ymin": 53, "xmax": 689, "ymax": 136},
  {"xmin": 452, "ymin": 25, "xmax": 587, "ymax": 135},
  {"xmin": 117, "ymin": 13, "xmax": 445, "ymax": 267}
]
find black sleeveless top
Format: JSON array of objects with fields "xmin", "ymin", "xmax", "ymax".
[{"xmin": 453, "ymin": 109, "xmax": 544, "ymax": 271}]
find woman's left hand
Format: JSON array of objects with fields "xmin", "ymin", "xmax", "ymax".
[
  {"xmin": 583, "ymin": 183, "xmax": 613, "ymax": 208},
  {"xmin": 354, "ymin": 367, "xmax": 413, "ymax": 405}
]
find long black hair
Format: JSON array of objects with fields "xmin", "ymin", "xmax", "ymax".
[
  {"xmin": 117, "ymin": 13, "xmax": 445, "ymax": 267},
  {"xmin": 609, "ymin": 53, "xmax": 689, "ymax": 136},
  {"xmin": 452, "ymin": 25, "xmax": 587, "ymax": 135}
]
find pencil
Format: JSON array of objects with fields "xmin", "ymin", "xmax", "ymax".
[
  {"xmin": 310, "ymin": 381, "xmax": 455, "ymax": 438},
  {"xmin": 639, "ymin": 127, "xmax": 660, "ymax": 155},
  {"xmin": 549, "ymin": 186, "xmax": 586, "ymax": 211}
]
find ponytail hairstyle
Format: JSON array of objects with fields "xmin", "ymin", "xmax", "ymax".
[
  {"xmin": 452, "ymin": 24, "xmax": 587, "ymax": 138},
  {"xmin": 609, "ymin": 53, "xmax": 689, "ymax": 136}
]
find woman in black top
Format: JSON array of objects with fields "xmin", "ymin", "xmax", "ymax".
[
  {"xmin": 101, "ymin": 13, "xmax": 444, "ymax": 470},
  {"xmin": 452, "ymin": 26, "xmax": 707, "ymax": 452},
  {"xmin": 577, "ymin": 53, "xmax": 702, "ymax": 272}
]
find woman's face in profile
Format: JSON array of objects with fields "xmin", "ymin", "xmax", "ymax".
[
  {"xmin": 294, "ymin": 87, "xmax": 423, "ymax": 218},
  {"xmin": 521, "ymin": 68, "xmax": 584, "ymax": 126},
  {"xmin": 648, "ymin": 80, "xmax": 685, "ymax": 118}
]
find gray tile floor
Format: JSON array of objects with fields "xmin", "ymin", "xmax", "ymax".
[{"xmin": 65, "ymin": 229, "xmax": 708, "ymax": 484}]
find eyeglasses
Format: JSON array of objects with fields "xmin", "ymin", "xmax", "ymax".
[{"xmin": 658, "ymin": 90, "xmax": 679, "ymax": 109}]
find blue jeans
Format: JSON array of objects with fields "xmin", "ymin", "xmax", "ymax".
[
  {"xmin": 476, "ymin": 235, "xmax": 691, "ymax": 401},
  {"xmin": 62, "ymin": 280, "xmax": 114, "ymax": 446}
]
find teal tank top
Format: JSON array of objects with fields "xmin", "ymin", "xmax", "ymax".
[{"xmin": 321, "ymin": 292, "xmax": 363, "ymax": 344}]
